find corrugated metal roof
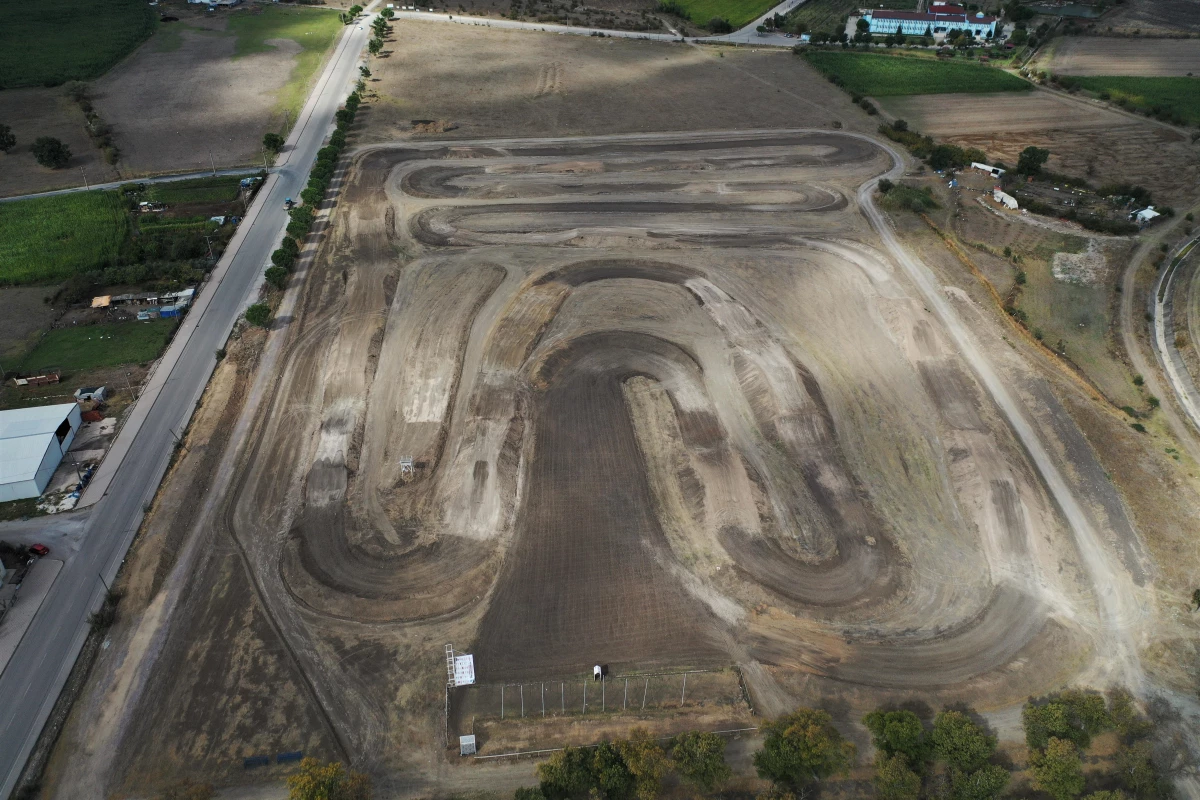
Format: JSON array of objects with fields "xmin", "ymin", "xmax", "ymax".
[{"xmin": 0, "ymin": 404, "xmax": 76, "ymax": 486}]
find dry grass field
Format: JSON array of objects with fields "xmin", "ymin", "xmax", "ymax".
[
  {"xmin": 876, "ymin": 91, "xmax": 1200, "ymax": 204},
  {"xmin": 360, "ymin": 20, "xmax": 871, "ymax": 141},
  {"xmin": 1044, "ymin": 37, "xmax": 1200, "ymax": 77}
]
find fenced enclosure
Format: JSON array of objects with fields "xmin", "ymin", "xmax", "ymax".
[{"xmin": 450, "ymin": 668, "xmax": 747, "ymax": 736}]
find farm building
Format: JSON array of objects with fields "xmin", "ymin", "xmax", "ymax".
[
  {"xmin": 863, "ymin": 4, "xmax": 998, "ymax": 37},
  {"xmin": 993, "ymin": 188, "xmax": 1019, "ymax": 209},
  {"xmin": 0, "ymin": 403, "xmax": 82, "ymax": 502},
  {"xmin": 972, "ymin": 161, "xmax": 1006, "ymax": 177}
]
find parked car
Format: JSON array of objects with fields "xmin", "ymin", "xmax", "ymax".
[{"xmin": 29, "ymin": 544, "xmax": 49, "ymax": 557}]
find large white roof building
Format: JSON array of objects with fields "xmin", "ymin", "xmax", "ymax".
[{"xmin": 0, "ymin": 403, "xmax": 82, "ymax": 502}]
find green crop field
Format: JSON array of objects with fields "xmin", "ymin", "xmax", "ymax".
[
  {"xmin": 784, "ymin": 0, "xmax": 916, "ymax": 36},
  {"xmin": 19, "ymin": 319, "xmax": 179, "ymax": 374},
  {"xmin": 804, "ymin": 51, "xmax": 1032, "ymax": 96},
  {"xmin": 147, "ymin": 175, "xmax": 244, "ymax": 205},
  {"xmin": 227, "ymin": 6, "xmax": 342, "ymax": 126},
  {"xmin": 1074, "ymin": 76, "xmax": 1200, "ymax": 127},
  {"xmin": 672, "ymin": 0, "xmax": 779, "ymax": 28},
  {"xmin": 0, "ymin": 0, "xmax": 157, "ymax": 89},
  {"xmin": 0, "ymin": 192, "xmax": 128, "ymax": 286}
]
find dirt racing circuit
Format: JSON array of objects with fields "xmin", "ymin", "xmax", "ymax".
[{"xmin": 218, "ymin": 130, "xmax": 1144, "ymax": 760}]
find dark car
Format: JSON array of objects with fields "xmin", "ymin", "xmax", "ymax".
[{"xmin": 29, "ymin": 544, "xmax": 49, "ymax": 557}]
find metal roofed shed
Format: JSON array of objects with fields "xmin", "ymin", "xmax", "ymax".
[{"xmin": 0, "ymin": 404, "xmax": 82, "ymax": 502}]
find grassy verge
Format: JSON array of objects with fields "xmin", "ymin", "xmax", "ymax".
[
  {"xmin": 20, "ymin": 319, "xmax": 179, "ymax": 374},
  {"xmin": 1072, "ymin": 76, "xmax": 1200, "ymax": 127},
  {"xmin": 0, "ymin": 192, "xmax": 128, "ymax": 286},
  {"xmin": 0, "ymin": 0, "xmax": 157, "ymax": 89},
  {"xmin": 0, "ymin": 498, "xmax": 43, "ymax": 523},
  {"xmin": 803, "ymin": 51, "xmax": 1032, "ymax": 96},
  {"xmin": 227, "ymin": 6, "xmax": 343, "ymax": 125},
  {"xmin": 147, "ymin": 175, "xmax": 244, "ymax": 205},
  {"xmin": 784, "ymin": 0, "xmax": 916, "ymax": 36}
]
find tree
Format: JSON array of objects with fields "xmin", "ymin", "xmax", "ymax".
[
  {"xmin": 593, "ymin": 742, "xmax": 635, "ymax": 800},
  {"xmin": 892, "ymin": 118, "xmax": 908, "ymax": 131},
  {"xmin": 0, "ymin": 124, "xmax": 15, "ymax": 153},
  {"xmin": 514, "ymin": 789, "xmax": 546, "ymax": 800},
  {"xmin": 1082, "ymin": 793, "xmax": 1127, "ymax": 800},
  {"xmin": 1024, "ymin": 691, "xmax": 1111, "ymax": 751},
  {"xmin": 359, "ymin": 65, "xmax": 372, "ymax": 79},
  {"xmin": 672, "ymin": 731, "xmax": 731, "ymax": 791},
  {"xmin": 873, "ymin": 754, "xmax": 921, "ymax": 800},
  {"xmin": 1030, "ymin": 738, "xmax": 1085, "ymax": 800},
  {"xmin": 265, "ymin": 266, "xmax": 289, "ymax": 290},
  {"xmin": 263, "ymin": 132, "xmax": 285, "ymax": 153},
  {"xmin": 931, "ymin": 711, "xmax": 995, "ymax": 773},
  {"xmin": 863, "ymin": 710, "xmax": 930, "ymax": 768},
  {"xmin": 348, "ymin": 3, "xmax": 363, "ymax": 15},
  {"xmin": 947, "ymin": 765, "xmax": 1009, "ymax": 800},
  {"xmin": 538, "ymin": 746, "xmax": 596, "ymax": 800},
  {"xmin": 757, "ymin": 24, "xmax": 768, "ymax": 34},
  {"xmin": 245, "ymin": 303, "xmax": 272, "ymax": 328},
  {"xmin": 856, "ymin": 17, "xmax": 869, "ymax": 32},
  {"xmin": 1105, "ymin": 688, "xmax": 1152, "ymax": 741},
  {"xmin": 285, "ymin": 758, "xmax": 370, "ymax": 800},
  {"xmin": 368, "ymin": 37, "xmax": 384, "ymax": 55},
  {"xmin": 1115, "ymin": 741, "xmax": 1164, "ymax": 799},
  {"xmin": 616, "ymin": 730, "xmax": 668, "ymax": 800},
  {"xmin": 753, "ymin": 708, "xmax": 856, "ymax": 788},
  {"xmin": 1017, "ymin": 145, "xmax": 1050, "ymax": 175},
  {"xmin": 31, "ymin": 136, "xmax": 70, "ymax": 168},
  {"xmin": 272, "ymin": 248, "xmax": 297, "ymax": 270}
]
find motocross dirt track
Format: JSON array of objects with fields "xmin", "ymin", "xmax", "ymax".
[{"xmin": 116, "ymin": 130, "xmax": 1152, "ymax": 778}]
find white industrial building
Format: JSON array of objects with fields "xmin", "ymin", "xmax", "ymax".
[
  {"xmin": 863, "ymin": 3, "xmax": 998, "ymax": 38},
  {"xmin": 0, "ymin": 403, "xmax": 82, "ymax": 502}
]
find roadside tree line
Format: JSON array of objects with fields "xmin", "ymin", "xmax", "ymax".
[{"xmin": 244, "ymin": 89, "xmax": 363, "ymax": 328}]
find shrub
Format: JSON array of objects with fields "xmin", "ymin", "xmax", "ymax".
[
  {"xmin": 706, "ymin": 17, "xmax": 733, "ymax": 33},
  {"xmin": 878, "ymin": 178, "xmax": 894, "ymax": 193},
  {"xmin": 656, "ymin": 0, "xmax": 689, "ymax": 18},
  {"xmin": 264, "ymin": 266, "xmax": 288, "ymax": 290},
  {"xmin": 263, "ymin": 132, "xmax": 285, "ymax": 153},
  {"xmin": 245, "ymin": 302, "xmax": 272, "ymax": 327}
]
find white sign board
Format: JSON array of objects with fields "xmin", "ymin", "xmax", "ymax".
[{"xmin": 453, "ymin": 654, "xmax": 475, "ymax": 686}]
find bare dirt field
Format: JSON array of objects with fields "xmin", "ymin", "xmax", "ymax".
[
  {"xmin": 876, "ymin": 91, "xmax": 1200, "ymax": 204},
  {"xmin": 1045, "ymin": 37, "xmax": 1200, "ymax": 76},
  {"xmin": 0, "ymin": 89, "xmax": 122, "ymax": 198},
  {"xmin": 1098, "ymin": 0, "xmax": 1200, "ymax": 35},
  {"xmin": 361, "ymin": 20, "xmax": 871, "ymax": 141}
]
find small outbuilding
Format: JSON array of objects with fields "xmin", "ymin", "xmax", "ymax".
[
  {"xmin": 74, "ymin": 386, "xmax": 107, "ymax": 403},
  {"xmin": 0, "ymin": 403, "xmax": 82, "ymax": 502},
  {"xmin": 993, "ymin": 188, "xmax": 1019, "ymax": 210}
]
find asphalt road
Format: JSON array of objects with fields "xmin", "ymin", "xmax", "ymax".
[{"xmin": 0, "ymin": 13, "xmax": 374, "ymax": 797}]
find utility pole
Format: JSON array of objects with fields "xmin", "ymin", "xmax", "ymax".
[
  {"xmin": 125, "ymin": 370, "xmax": 137, "ymax": 400},
  {"xmin": 98, "ymin": 572, "xmax": 111, "ymax": 594},
  {"xmin": 79, "ymin": 166, "xmax": 89, "ymax": 190},
  {"xmin": 207, "ymin": 148, "xmax": 217, "ymax": 176},
  {"xmin": 202, "ymin": 233, "xmax": 215, "ymax": 261}
]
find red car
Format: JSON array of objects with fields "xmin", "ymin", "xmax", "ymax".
[{"xmin": 29, "ymin": 544, "xmax": 49, "ymax": 557}]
